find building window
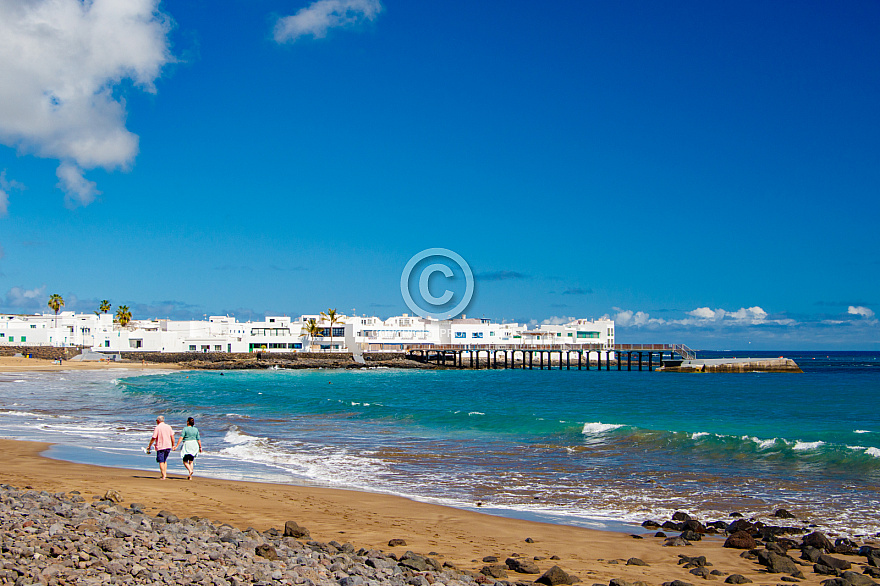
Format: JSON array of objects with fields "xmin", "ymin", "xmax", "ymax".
[
  {"xmin": 104, "ymin": 340, "xmax": 110, "ymax": 347},
  {"xmin": 30, "ymin": 325, "xmax": 36, "ymax": 329},
  {"xmin": 577, "ymin": 331, "xmax": 600, "ymax": 339},
  {"xmin": 189, "ymin": 345, "xmax": 196, "ymax": 351},
  {"xmin": 472, "ymin": 332, "xmax": 483, "ymax": 339},
  {"xmin": 454, "ymin": 332, "xmax": 466, "ymax": 339},
  {"xmin": 214, "ymin": 345, "xmax": 222, "ymax": 351},
  {"xmin": 332, "ymin": 327, "xmax": 344, "ymax": 337},
  {"xmin": 21, "ymin": 336, "xmax": 26, "ymax": 342}
]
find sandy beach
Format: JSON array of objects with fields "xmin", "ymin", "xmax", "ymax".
[
  {"xmin": 3, "ymin": 438, "xmax": 860, "ymax": 586},
  {"xmin": 0, "ymin": 355, "xmax": 179, "ymax": 373}
]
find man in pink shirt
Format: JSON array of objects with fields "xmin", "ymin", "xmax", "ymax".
[{"xmin": 146, "ymin": 415, "xmax": 175, "ymax": 480}]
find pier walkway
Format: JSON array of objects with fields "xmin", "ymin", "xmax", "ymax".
[{"xmin": 405, "ymin": 343, "xmax": 694, "ymax": 371}]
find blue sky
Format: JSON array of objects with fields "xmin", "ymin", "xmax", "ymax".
[{"xmin": 1, "ymin": 0, "xmax": 878, "ymax": 349}]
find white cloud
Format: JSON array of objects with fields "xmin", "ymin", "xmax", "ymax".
[
  {"xmin": 56, "ymin": 161, "xmax": 100, "ymax": 208},
  {"xmin": 0, "ymin": 170, "xmax": 24, "ymax": 216},
  {"xmin": 613, "ymin": 309, "xmax": 657, "ymax": 327},
  {"xmin": 0, "ymin": 0, "xmax": 172, "ymax": 206},
  {"xmin": 4, "ymin": 285, "xmax": 47, "ymax": 310},
  {"xmin": 689, "ymin": 307, "xmax": 718, "ymax": 320},
  {"xmin": 729, "ymin": 306, "xmax": 767, "ymax": 322},
  {"xmin": 540, "ymin": 315, "xmax": 575, "ymax": 326},
  {"xmin": 849, "ymin": 306, "xmax": 875, "ymax": 319},
  {"xmin": 274, "ymin": 0, "xmax": 383, "ymax": 43}
]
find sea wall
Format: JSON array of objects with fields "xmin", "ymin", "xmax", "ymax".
[
  {"xmin": 0, "ymin": 346, "xmax": 83, "ymax": 360},
  {"xmin": 661, "ymin": 358, "xmax": 803, "ymax": 373}
]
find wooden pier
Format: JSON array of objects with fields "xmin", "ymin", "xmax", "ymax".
[{"xmin": 406, "ymin": 343, "xmax": 693, "ymax": 371}]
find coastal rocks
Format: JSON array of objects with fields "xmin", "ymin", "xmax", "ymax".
[
  {"xmin": 388, "ymin": 539, "xmax": 408, "ymax": 547},
  {"xmin": 724, "ymin": 575, "xmax": 752, "ymax": 584},
  {"xmin": 506, "ymin": 557, "xmax": 541, "ymax": 573},
  {"xmin": 755, "ymin": 550, "xmax": 799, "ymax": 574},
  {"xmin": 814, "ymin": 554, "xmax": 853, "ymax": 574},
  {"xmin": 774, "ymin": 509, "xmax": 796, "ymax": 519},
  {"xmin": 284, "ymin": 519, "xmax": 311, "ymax": 539},
  {"xmin": 536, "ymin": 565, "xmax": 576, "ymax": 585},
  {"xmin": 678, "ymin": 555, "xmax": 710, "ymax": 569},
  {"xmin": 868, "ymin": 550, "xmax": 880, "ymax": 567},
  {"xmin": 803, "ymin": 531, "xmax": 835, "ymax": 552},
  {"xmin": 724, "ymin": 532, "xmax": 757, "ymax": 550},
  {"xmin": 664, "ymin": 536, "xmax": 691, "ymax": 547},
  {"xmin": 821, "ymin": 573, "xmax": 880, "ymax": 586},
  {"xmin": 626, "ymin": 558, "xmax": 649, "ymax": 567}
]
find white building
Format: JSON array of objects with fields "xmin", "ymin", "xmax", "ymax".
[{"xmin": 0, "ymin": 311, "xmax": 614, "ymax": 354}]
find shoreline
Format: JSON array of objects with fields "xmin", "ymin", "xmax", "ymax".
[{"xmin": 2, "ymin": 439, "xmax": 875, "ymax": 586}]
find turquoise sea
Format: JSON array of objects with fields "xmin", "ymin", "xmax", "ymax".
[{"xmin": 1, "ymin": 351, "xmax": 878, "ymax": 536}]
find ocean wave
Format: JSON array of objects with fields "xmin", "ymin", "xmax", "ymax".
[
  {"xmin": 581, "ymin": 422, "xmax": 624, "ymax": 434},
  {"xmin": 866, "ymin": 447, "xmax": 880, "ymax": 458},
  {"xmin": 690, "ymin": 432, "xmax": 711, "ymax": 439},
  {"xmin": 793, "ymin": 440, "xmax": 826, "ymax": 451},
  {"xmin": 468, "ymin": 412, "xmax": 485, "ymax": 416},
  {"xmin": 855, "ymin": 430, "xmax": 872, "ymax": 434}
]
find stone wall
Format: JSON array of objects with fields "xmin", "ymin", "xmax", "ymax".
[{"xmin": 0, "ymin": 346, "xmax": 83, "ymax": 360}]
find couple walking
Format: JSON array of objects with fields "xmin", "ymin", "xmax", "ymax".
[{"xmin": 146, "ymin": 415, "xmax": 202, "ymax": 480}]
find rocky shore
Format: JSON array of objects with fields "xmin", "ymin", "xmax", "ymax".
[{"xmin": 3, "ymin": 481, "xmax": 880, "ymax": 586}]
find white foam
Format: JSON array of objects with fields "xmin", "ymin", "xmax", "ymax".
[
  {"xmin": 468, "ymin": 411, "xmax": 485, "ymax": 416},
  {"xmin": 866, "ymin": 447, "xmax": 880, "ymax": 458},
  {"xmin": 793, "ymin": 440, "xmax": 825, "ymax": 451},
  {"xmin": 691, "ymin": 432, "xmax": 710, "ymax": 439},
  {"xmin": 582, "ymin": 422, "xmax": 623, "ymax": 434},
  {"xmin": 854, "ymin": 430, "xmax": 872, "ymax": 434},
  {"xmin": 0, "ymin": 410, "xmax": 46, "ymax": 418},
  {"xmin": 757, "ymin": 438, "xmax": 778, "ymax": 449}
]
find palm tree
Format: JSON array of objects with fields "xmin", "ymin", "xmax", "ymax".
[
  {"xmin": 115, "ymin": 305, "xmax": 132, "ymax": 327},
  {"xmin": 301, "ymin": 318, "xmax": 322, "ymax": 351},
  {"xmin": 99, "ymin": 300, "xmax": 111, "ymax": 313},
  {"xmin": 319, "ymin": 308, "xmax": 345, "ymax": 351},
  {"xmin": 48, "ymin": 294, "xmax": 64, "ymax": 327}
]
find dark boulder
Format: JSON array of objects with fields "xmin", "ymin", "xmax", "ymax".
[
  {"xmin": 642, "ymin": 520, "xmax": 661, "ymax": 529},
  {"xmin": 661, "ymin": 581, "xmax": 695, "ymax": 586},
  {"xmin": 756, "ymin": 550, "xmax": 799, "ymax": 574},
  {"xmin": 283, "ymin": 520, "xmax": 311, "ymax": 540},
  {"xmin": 835, "ymin": 539, "xmax": 859, "ymax": 555},
  {"xmin": 724, "ymin": 531, "xmax": 757, "ymax": 550},
  {"xmin": 728, "ymin": 519, "xmax": 755, "ymax": 534},
  {"xmin": 626, "ymin": 558, "xmax": 648, "ymax": 567},
  {"xmin": 663, "ymin": 536, "xmax": 691, "ymax": 547},
  {"xmin": 869, "ymin": 550, "xmax": 880, "ymax": 568},
  {"xmin": 535, "ymin": 565, "xmax": 575, "ymax": 586},
  {"xmin": 708, "ymin": 521, "xmax": 730, "ymax": 531},
  {"xmin": 678, "ymin": 555, "xmax": 709, "ymax": 568},
  {"xmin": 802, "ymin": 546, "xmax": 823, "ymax": 563},
  {"xmin": 864, "ymin": 568, "xmax": 880, "ymax": 579},
  {"xmin": 817, "ymin": 554, "xmax": 852, "ymax": 571},
  {"xmin": 662, "ymin": 521, "xmax": 684, "ymax": 531},
  {"xmin": 506, "ymin": 557, "xmax": 540, "ymax": 574},
  {"xmin": 682, "ymin": 519, "xmax": 706, "ymax": 534},
  {"xmin": 680, "ymin": 530, "xmax": 702, "ymax": 542},
  {"xmin": 774, "ymin": 509, "xmax": 796, "ymax": 519},
  {"xmin": 254, "ymin": 544, "xmax": 278, "ymax": 561},
  {"xmin": 399, "ymin": 552, "xmax": 431, "ymax": 572},
  {"xmin": 480, "ymin": 565, "xmax": 508, "ymax": 579},
  {"xmin": 725, "ymin": 575, "xmax": 752, "ymax": 584},
  {"xmin": 839, "ymin": 572, "xmax": 879, "ymax": 586},
  {"xmin": 803, "ymin": 532, "xmax": 834, "ymax": 552},
  {"xmin": 482, "ymin": 556, "xmax": 498, "ymax": 563},
  {"xmin": 672, "ymin": 511, "xmax": 692, "ymax": 522},
  {"xmin": 388, "ymin": 539, "xmax": 407, "ymax": 547}
]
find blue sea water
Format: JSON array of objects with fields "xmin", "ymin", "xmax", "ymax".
[{"xmin": 1, "ymin": 351, "xmax": 878, "ymax": 536}]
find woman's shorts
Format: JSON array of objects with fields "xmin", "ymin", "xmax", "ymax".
[{"xmin": 182, "ymin": 454, "xmax": 195, "ymax": 463}]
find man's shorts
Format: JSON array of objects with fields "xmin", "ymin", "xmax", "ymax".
[{"xmin": 156, "ymin": 448, "xmax": 171, "ymax": 463}]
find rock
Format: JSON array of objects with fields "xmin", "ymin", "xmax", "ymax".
[
  {"xmin": 839, "ymin": 573, "xmax": 877, "ymax": 586},
  {"xmin": 388, "ymin": 539, "xmax": 407, "ymax": 547},
  {"xmin": 642, "ymin": 521, "xmax": 661, "ymax": 529},
  {"xmin": 835, "ymin": 539, "xmax": 859, "ymax": 555},
  {"xmin": 803, "ymin": 532, "xmax": 834, "ymax": 552},
  {"xmin": 724, "ymin": 532, "xmax": 757, "ymax": 550},
  {"xmin": 863, "ymin": 568, "xmax": 880, "ymax": 579},
  {"xmin": 662, "ymin": 581, "xmax": 695, "ymax": 586},
  {"xmin": 815, "ymin": 564, "xmax": 839, "ymax": 576},
  {"xmin": 802, "ymin": 546, "xmax": 823, "ymax": 562},
  {"xmin": 536, "ymin": 565, "xmax": 576, "ymax": 585},
  {"xmin": 254, "ymin": 544, "xmax": 278, "ymax": 560},
  {"xmin": 869, "ymin": 551, "xmax": 880, "ymax": 568},
  {"xmin": 774, "ymin": 509, "xmax": 796, "ymax": 519},
  {"xmin": 480, "ymin": 564, "xmax": 508, "ymax": 579},
  {"xmin": 683, "ymin": 519, "xmax": 706, "ymax": 533},
  {"xmin": 102, "ymin": 490, "xmax": 122, "ymax": 503},
  {"xmin": 817, "ymin": 554, "xmax": 852, "ymax": 571},
  {"xmin": 725, "ymin": 575, "xmax": 752, "ymax": 584},
  {"xmin": 756, "ymin": 550, "xmax": 799, "ymax": 574},
  {"xmin": 680, "ymin": 530, "xmax": 703, "ymax": 542},
  {"xmin": 526, "ymin": 537, "xmax": 536, "ymax": 543},
  {"xmin": 283, "ymin": 520, "xmax": 311, "ymax": 539},
  {"xmin": 483, "ymin": 555, "xmax": 499, "ymax": 563},
  {"xmin": 656, "ymin": 532, "xmax": 668, "ymax": 538},
  {"xmin": 399, "ymin": 552, "xmax": 431, "ymax": 572},
  {"xmin": 506, "ymin": 557, "xmax": 540, "ymax": 573},
  {"xmin": 728, "ymin": 519, "xmax": 755, "ymax": 533},
  {"xmin": 673, "ymin": 512, "xmax": 693, "ymax": 522},
  {"xmin": 664, "ymin": 536, "xmax": 691, "ymax": 547},
  {"xmin": 678, "ymin": 555, "xmax": 709, "ymax": 568},
  {"xmin": 626, "ymin": 558, "xmax": 648, "ymax": 567},
  {"xmin": 610, "ymin": 579, "xmax": 632, "ymax": 586}
]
